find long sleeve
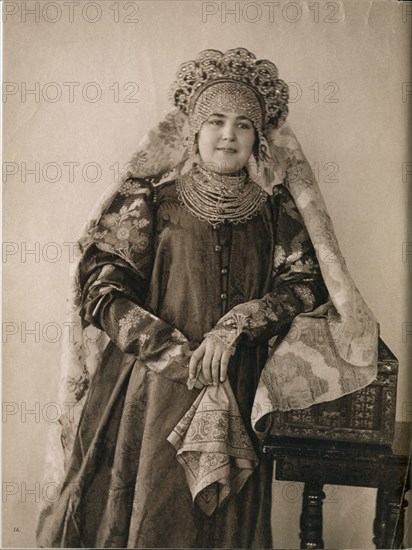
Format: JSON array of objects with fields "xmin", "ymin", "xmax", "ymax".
[
  {"xmin": 78, "ymin": 178, "xmax": 191, "ymax": 383},
  {"xmin": 205, "ymin": 184, "xmax": 328, "ymax": 351}
]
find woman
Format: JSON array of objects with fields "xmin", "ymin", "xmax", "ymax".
[{"xmin": 37, "ymin": 48, "xmax": 378, "ymax": 549}]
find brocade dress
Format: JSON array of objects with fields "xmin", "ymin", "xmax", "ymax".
[{"xmin": 42, "ymin": 175, "xmax": 327, "ymax": 549}]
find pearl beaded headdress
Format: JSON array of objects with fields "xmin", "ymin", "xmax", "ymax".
[{"xmin": 170, "ymin": 47, "xmax": 289, "ymax": 149}]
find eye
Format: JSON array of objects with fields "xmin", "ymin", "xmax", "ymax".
[
  {"xmin": 236, "ymin": 119, "xmax": 253, "ymax": 129},
  {"xmin": 208, "ymin": 118, "xmax": 223, "ymax": 125}
]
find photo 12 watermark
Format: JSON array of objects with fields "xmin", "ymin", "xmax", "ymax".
[
  {"xmin": 402, "ymin": 322, "xmax": 412, "ymax": 344},
  {"xmin": 3, "ymin": 82, "xmax": 140, "ymax": 103},
  {"xmin": 3, "ymin": 161, "xmax": 117, "ymax": 184},
  {"xmin": 201, "ymin": 2, "xmax": 343, "ymax": 24},
  {"xmin": 3, "ymin": 242, "xmax": 80, "ymax": 264},
  {"xmin": 402, "ymin": 162, "xmax": 412, "ymax": 183},
  {"xmin": 288, "ymin": 81, "xmax": 340, "ymax": 104},
  {"xmin": 402, "ymin": 82, "xmax": 411, "ymax": 103},
  {"xmin": 2, "ymin": 320, "xmax": 105, "ymax": 345},
  {"xmin": 402, "ymin": 2, "xmax": 412, "ymax": 23},
  {"xmin": 2, "ymin": 1, "xmax": 140, "ymax": 24},
  {"xmin": 2, "ymin": 159, "xmax": 340, "ymax": 186}
]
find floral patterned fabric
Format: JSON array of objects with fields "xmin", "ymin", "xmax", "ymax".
[{"xmin": 250, "ymin": 123, "xmax": 378, "ymax": 430}]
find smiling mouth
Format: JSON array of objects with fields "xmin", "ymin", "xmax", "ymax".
[{"xmin": 216, "ymin": 147, "xmax": 237, "ymax": 153}]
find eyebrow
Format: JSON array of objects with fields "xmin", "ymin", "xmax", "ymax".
[{"xmin": 208, "ymin": 113, "xmax": 252, "ymax": 122}]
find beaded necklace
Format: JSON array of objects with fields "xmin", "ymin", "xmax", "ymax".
[{"xmin": 176, "ymin": 164, "xmax": 268, "ymax": 228}]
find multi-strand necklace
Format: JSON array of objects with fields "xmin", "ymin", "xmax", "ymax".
[{"xmin": 176, "ymin": 164, "xmax": 268, "ymax": 228}]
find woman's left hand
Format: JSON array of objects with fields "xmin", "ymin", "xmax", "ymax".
[{"xmin": 188, "ymin": 337, "xmax": 232, "ymax": 386}]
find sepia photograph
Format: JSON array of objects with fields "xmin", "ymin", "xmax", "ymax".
[{"xmin": 2, "ymin": 1, "xmax": 411, "ymax": 548}]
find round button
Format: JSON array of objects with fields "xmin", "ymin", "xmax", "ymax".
[
  {"xmin": 220, "ymin": 293, "xmax": 227, "ymax": 300},
  {"xmin": 221, "ymin": 268, "xmax": 228, "ymax": 275},
  {"xmin": 214, "ymin": 245, "xmax": 222, "ymax": 252}
]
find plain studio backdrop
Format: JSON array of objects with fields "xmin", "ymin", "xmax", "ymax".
[{"xmin": 3, "ymin": 1, "xmax": 411, "ymax": 548}]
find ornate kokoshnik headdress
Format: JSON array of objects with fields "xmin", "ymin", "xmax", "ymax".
[{"xmin": 170, "ymin": 48, "xmax": 289, "ymax": 154}]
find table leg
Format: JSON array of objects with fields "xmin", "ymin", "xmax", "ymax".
[
  {"xmin": 373, "ymin": 487, "xmax": 389, "ymax": 549},
  {"xmin": 382, "ymin": 488, "xmax": 408, "ymax": 549},
  {"xmin": 299, "ymin": 482, "xmax": 325, "ymax": 550}
]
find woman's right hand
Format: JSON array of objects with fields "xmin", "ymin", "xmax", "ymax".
[
  {"xmin": 192, "ymin": 371, "xmax": 208, "ymax": 390},
  {"xmin": 189, "ymin": 337, "xmax": 232, "ymax": 387}
]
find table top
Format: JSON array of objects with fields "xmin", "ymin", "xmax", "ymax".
[{"xmin": 263, "ymin": 421, "xmax": 412, "ymax": 462}]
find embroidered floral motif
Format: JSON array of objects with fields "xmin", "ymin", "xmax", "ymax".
[
  {"xmin": 282, "ymin": 196, "xmax": 304, "ymax": 222},
  {"xmin": 158, "ymin": 120, "xmax": 181, "ymax": 147},
  {"xmin": 118, "ymin": 307, "xmax": 146, "ymax": 348},
  {"xmin": 259, "ymin": 298, "xmax": 280, "ymax": 322},
  {"xmin": 119, "ymin": 180, "xmax": 140, "ymax": 197},
  {"xmin": 292, "ymin": 284, "xmax": 315, "ymax": 311},
  {"xmin": 137, "ymin": 333, "xmax": 150, "ymax": 346},
  {"xmin": 290, "ymin": 257, "xmax": 316, "ymax": 273},
  {"xmin": 93, "ymin": 199, "xmax": 150, "ymax": 264},
  {"xmin": 206, "ymin": 297, "xmax": 283, "ymax": 348},
  {"xmin": 273, "ymin": 245, "xmax": 286, "ymax": 270},
  {"xmin": 170, "ymin": 328, "xmax": 190, "ymax": 345},
  {"xmin": 284, "ymin": 157, "xmax": 315, "ymax": 190},
  {"xmin": 173, "ymin": 410, "xmax": 254, "ymax": 468},
  {"xmin": 66, "ymin": 365, "xmax": 90, "ymax": 402}
]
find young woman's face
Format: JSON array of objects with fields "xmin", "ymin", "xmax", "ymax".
[{"xmin": 197, "ymin": 111, "xmax": 256, "ymax": 174}]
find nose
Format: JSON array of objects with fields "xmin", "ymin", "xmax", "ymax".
[{"xmin": 222, "ymin": 122, "xmax": 235, "ymax": 141}]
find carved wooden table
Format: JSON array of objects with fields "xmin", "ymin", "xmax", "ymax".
[{"xmin": 264, "ymin": 422, "xmax": 411, "ymax": 549}]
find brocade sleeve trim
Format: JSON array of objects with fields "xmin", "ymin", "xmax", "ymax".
[{"xmin": 91, "ymin": 291, "xmax": 192, "ymax": 384}]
